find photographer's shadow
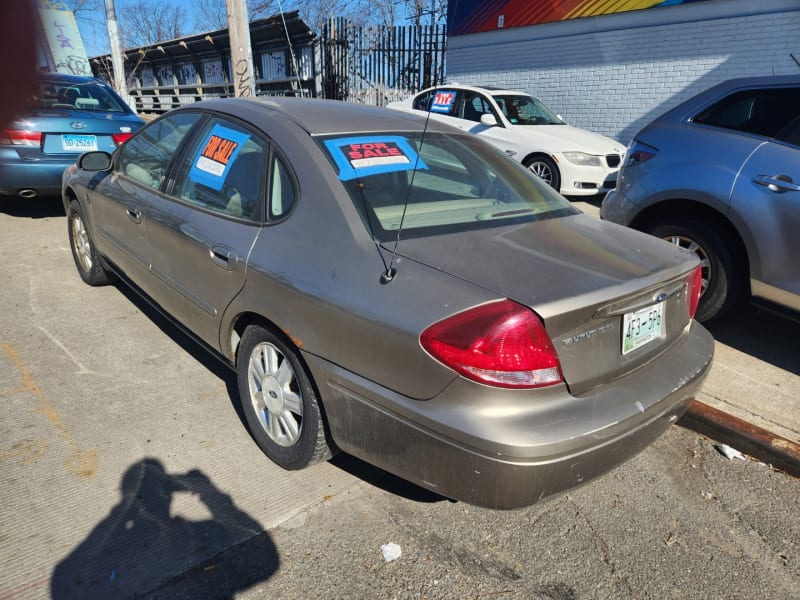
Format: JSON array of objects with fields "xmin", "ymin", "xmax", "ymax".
[{"xmin": 51, "ymin": 458, "xmax": 278, "ymax": 599}]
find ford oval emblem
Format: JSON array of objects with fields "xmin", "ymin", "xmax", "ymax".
[
  {"xmin": 655, "ymin": 292, "xmax": 668, "ymax": 303},
  {"xmin": 70, "ymin": 121, "xmax": 87, "ymax": 130}
]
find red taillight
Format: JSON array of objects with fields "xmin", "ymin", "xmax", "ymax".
[
  {"xmin": 420, "ymin": 299, "xmax": 564, "ymax": 389},
  {"xmin": 624, "ymin": 140, "xmax": 658, "ymax": 167},
  {"xmin": 1, "ymin": 129, "xmax": 42, "ymax": 146},
  {"xmin": 686, "ymin": 265, "xmax": 702, "ymax": 319},
  {"xmin": 111, "ymin": 132, "xmax": 134, "ymax": 146}
]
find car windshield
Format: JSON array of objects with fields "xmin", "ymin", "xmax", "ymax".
[
  {"xmin": 492, "ymin": 94, "xmax": 564, "ymax": 126},
  {"xmin": 320, "ymin": 131, "xmax": 576, "ymax": 242},
  {"xmin": 30, "ymin": 79, "xmax": 128, "ymax": 113}
]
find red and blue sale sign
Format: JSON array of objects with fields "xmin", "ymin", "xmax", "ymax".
[{"xmin": 431, "ymin": 90, "xmax": 456, "ymax": 113}]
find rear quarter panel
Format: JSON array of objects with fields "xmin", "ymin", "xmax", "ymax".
[{"xmin": 617, "ymin": 123, "xmax": 763, "ymax": 224}]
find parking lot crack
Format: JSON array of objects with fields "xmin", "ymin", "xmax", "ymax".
[{"xmin": 566, "ymin": 495, "xmax": 639, "ymax": 599}]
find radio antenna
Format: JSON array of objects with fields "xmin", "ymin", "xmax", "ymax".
[{"xmin": 381, "ymin": 93, "xmax": 435, "ymax": 283}]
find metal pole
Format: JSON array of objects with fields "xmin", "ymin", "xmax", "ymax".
[
  {"xmin": 226, "ymin": 0, "xmax": 256, "ymax": 97},
  {"xmin": 104, "ymin": 0, "xmax": 130, "ymax": 105}
]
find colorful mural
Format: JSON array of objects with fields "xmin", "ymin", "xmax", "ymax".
[{"xmin": 447, "ymin": 0, "xmax": 714, "ymax": 36}]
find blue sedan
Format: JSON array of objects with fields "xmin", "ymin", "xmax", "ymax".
[{"xmin": 0, "ymin": 72, "xmax": 143, "ymax": 200}]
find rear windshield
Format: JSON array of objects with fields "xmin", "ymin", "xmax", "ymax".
[
  {"xmin": 31, "ymin": 79, "xmax": 129, "ymax": 113},
  {"xmin": 320, "ymin": 131, "xmax": 576, "ymax": 241}
]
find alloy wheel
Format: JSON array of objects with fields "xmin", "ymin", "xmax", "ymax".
[
  {"xmin": 663, "ymin": 234, "xmax": 711, "ymax": 296},
  {"xmin": 71, "ymin": 213, "xmax": 92, "ymax": 273},
  {"xmin": 527, "ymin": 161, "xmax": 553, "ymax": 185},
  {"xmin": 247, "ymin": 342, "xmax": 303, "ymax": 447}
]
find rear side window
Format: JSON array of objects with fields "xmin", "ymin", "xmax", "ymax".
[
  {"xmin": 269, "ymin": 154, "xmax": 295, "ymax": 220},
  {"xmin": 412, "ymin": 90, "xmax": 435, "ymax": 111},
  {"xmin": 693, "ymin": 87, "xmax": 800, "ymax": 138}
]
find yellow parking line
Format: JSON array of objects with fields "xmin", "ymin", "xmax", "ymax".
[{"xmin": 0, "ymin": 343, "xmax": 97, "ymax": 478}]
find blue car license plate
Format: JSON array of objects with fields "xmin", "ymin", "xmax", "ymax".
[
  {"xmin": 622, "ymin": 302, "xmax": 664, "ymax": 355},
  {"xmin": 61, "ymin": 134, "xmax": 98, "ymax": 152}
]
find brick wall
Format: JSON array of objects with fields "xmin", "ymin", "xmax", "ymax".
[{"xmin": 446, "ymin": 1, "xmax": 800, "ymax": 145}]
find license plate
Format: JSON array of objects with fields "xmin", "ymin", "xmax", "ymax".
[
  {"xmin": 622, "ymin": 303, "xmax": 665, "ymax": 355},
  {"xmin": 61, "ymin": 134, "xmax": 97, "ymax": 152}
]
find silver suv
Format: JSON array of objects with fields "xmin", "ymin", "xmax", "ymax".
[{"xmin": 601, "ymin": 76, "xmax": 800, "ymax": 322}]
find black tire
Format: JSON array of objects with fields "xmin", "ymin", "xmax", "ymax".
[
  {"xmin": 67, "ymin": 199, "xmax": 112, "ymax": 286},
  {"xmin": 236, "ymin": 325, "xmax": 333, "ymax": 470},
  {"xmin": 646, "ymin": 218, "xmax": 742, "ymax": 322},
  {"xmin": 523, "ymin": 154, "xmax": 561, "ymax": 192}
]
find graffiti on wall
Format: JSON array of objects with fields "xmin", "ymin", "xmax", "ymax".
[
  {"xmin": 447, "ymin": 0, "xmax": 715, "ymax": 35},
  {"xmin": 38, "ymin": 0, "xmax": 92, "ymax": 75}
]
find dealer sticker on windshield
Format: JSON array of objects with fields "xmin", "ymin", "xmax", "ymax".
[
  {"xmin": 324, "ymin": 136, "xmax": 427, "ymax": 181},
  {"xmin": 622, "ymin": 302, "xmax": 664, "ymax": 355}
]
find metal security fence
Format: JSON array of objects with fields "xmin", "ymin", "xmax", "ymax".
[
  {"xmin": 319, "ymin": 18, "xmax": 447, "ymax": 106},
  {"xmin": 93, "ymin": 14, "xmax": 446, "ymax": 113}
]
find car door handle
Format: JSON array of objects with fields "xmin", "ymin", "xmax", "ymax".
[
  {"xmin": 126, "ymin": 205, "xmax": 142, "ymax": 223},
  {"xmin": 209, "ymin": 245, "xmax": 237, "ymax": 270},
  {"xmin": 753, "ymin": 174, "xmax": 800, "ymax": 193}
]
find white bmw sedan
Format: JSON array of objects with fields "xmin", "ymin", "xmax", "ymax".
[{"xmin": 389, "ymin": 84, "xmax": 626, "ymax": 197}]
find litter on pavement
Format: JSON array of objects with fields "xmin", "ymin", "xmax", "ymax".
[
  {"xmin": 715, "ymin": 444, "xmax": 746, "ymax": 461},
  {"xmin": 381, "ymin": 542, "xmax": 402, "ymax": 562}
]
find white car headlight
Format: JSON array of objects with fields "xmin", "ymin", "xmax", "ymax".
[{"xmin": 562, "ymin": 152, "xmax": 602, "ymax": 167}]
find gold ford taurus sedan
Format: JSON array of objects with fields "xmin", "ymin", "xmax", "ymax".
[{"xmin": 62, "ymin": 98, "xmax": 713, "ymax": 509}]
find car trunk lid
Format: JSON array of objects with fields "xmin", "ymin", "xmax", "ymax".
[
  {"xmin": 5, "ymin": 112, "xmax": 140, "ymax": 158},
  {"xmin": 390, "ymin": 213, "xmax": 699, "ymax": 395}
]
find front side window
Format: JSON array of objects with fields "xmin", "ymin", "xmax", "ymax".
[
  {"xmin": 320, "ymin": 132, "xmax": 576, "ymax": 242},
  {"xmin": 117, "ymin": 112, "xmax": 200, "ymax": 189},
  {"xmin": 457, "ymin": 92, "xmax": 497, "ymax": 123},
  {"xmin": 693, "ymin": 87, "xmax": 800, "ymax": 138},
  {"xmin": 775, "ymin": 115, "xmax": 800, "ymax": 148},
  {"xmin": 172, "ymin": 117, "xmax": 266, "ymax": 220}
]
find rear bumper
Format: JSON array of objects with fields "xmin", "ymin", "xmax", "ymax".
[
  {"xmin": 0, "ymin": 153, "xmax": 73, "ymax": 196},
  {"xmin": 598, "ymin": 187, "xmax": 637, "ymax": 225},
  {"xmin": 305, "ymin": 323, "xmax": 714, "ymax": 509}
]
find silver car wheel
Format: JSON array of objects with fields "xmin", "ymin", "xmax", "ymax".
[
  {"xmin": 523, "ymin": 155, "xmax": 561, "ymax": 191},
  {"xmin": 664, "ymin": 235, "xmax": 711, "ymax": 295},
  {"xmin": 70, "ymin": 213, "xmax": 93, "ymax": 273},
  {"xmin": 247, "ymin": 342, "xmax": 303, "ymax": 447},
  {"xmin": 527, "ymin": 161, "xmax": 553, "ymax": 185}
]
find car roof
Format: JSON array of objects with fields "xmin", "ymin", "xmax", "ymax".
[
  {"xmin": 192, "ymin": 97, "xmax": 461, "ymax": 136},
  {"xmin": 654, "ymin": 75, "xmax": 800, "ymax": 124},
  {"xmin": 708, "ymin": 74, "xmax": 800, "ymax": 89},
  {"xmin": 36, "ymin": 72, "xmax": 104, "ymax": 85},
  {"xmin": 421, "ymin": 84, "xmax": 531, "ymax": 96}
]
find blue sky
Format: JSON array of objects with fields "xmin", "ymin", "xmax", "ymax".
[
  {"xmin": 74, "ymin": 0, "xmax": 214, "ymax": 57},
  {"xmin": 73, "ymin": 0, "xmax": 423, "ymax": 57}
]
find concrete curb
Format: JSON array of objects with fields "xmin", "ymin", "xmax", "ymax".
[{"xmin": 678, "ymin": 399, "xmax": 800, "ymax": 478}]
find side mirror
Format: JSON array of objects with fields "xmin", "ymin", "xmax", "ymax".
[
  {"xmin": 480, "ymin": 113, "xmax": 498, "ymax": 127},
  {"xmin": 78, "ymin": 151, "xmax": 113, "ymax": 171}
]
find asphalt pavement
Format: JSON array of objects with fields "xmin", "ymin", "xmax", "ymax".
[{"xmin": 1, "ymin": 195, "xmax": 798, "ymax": 599}]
